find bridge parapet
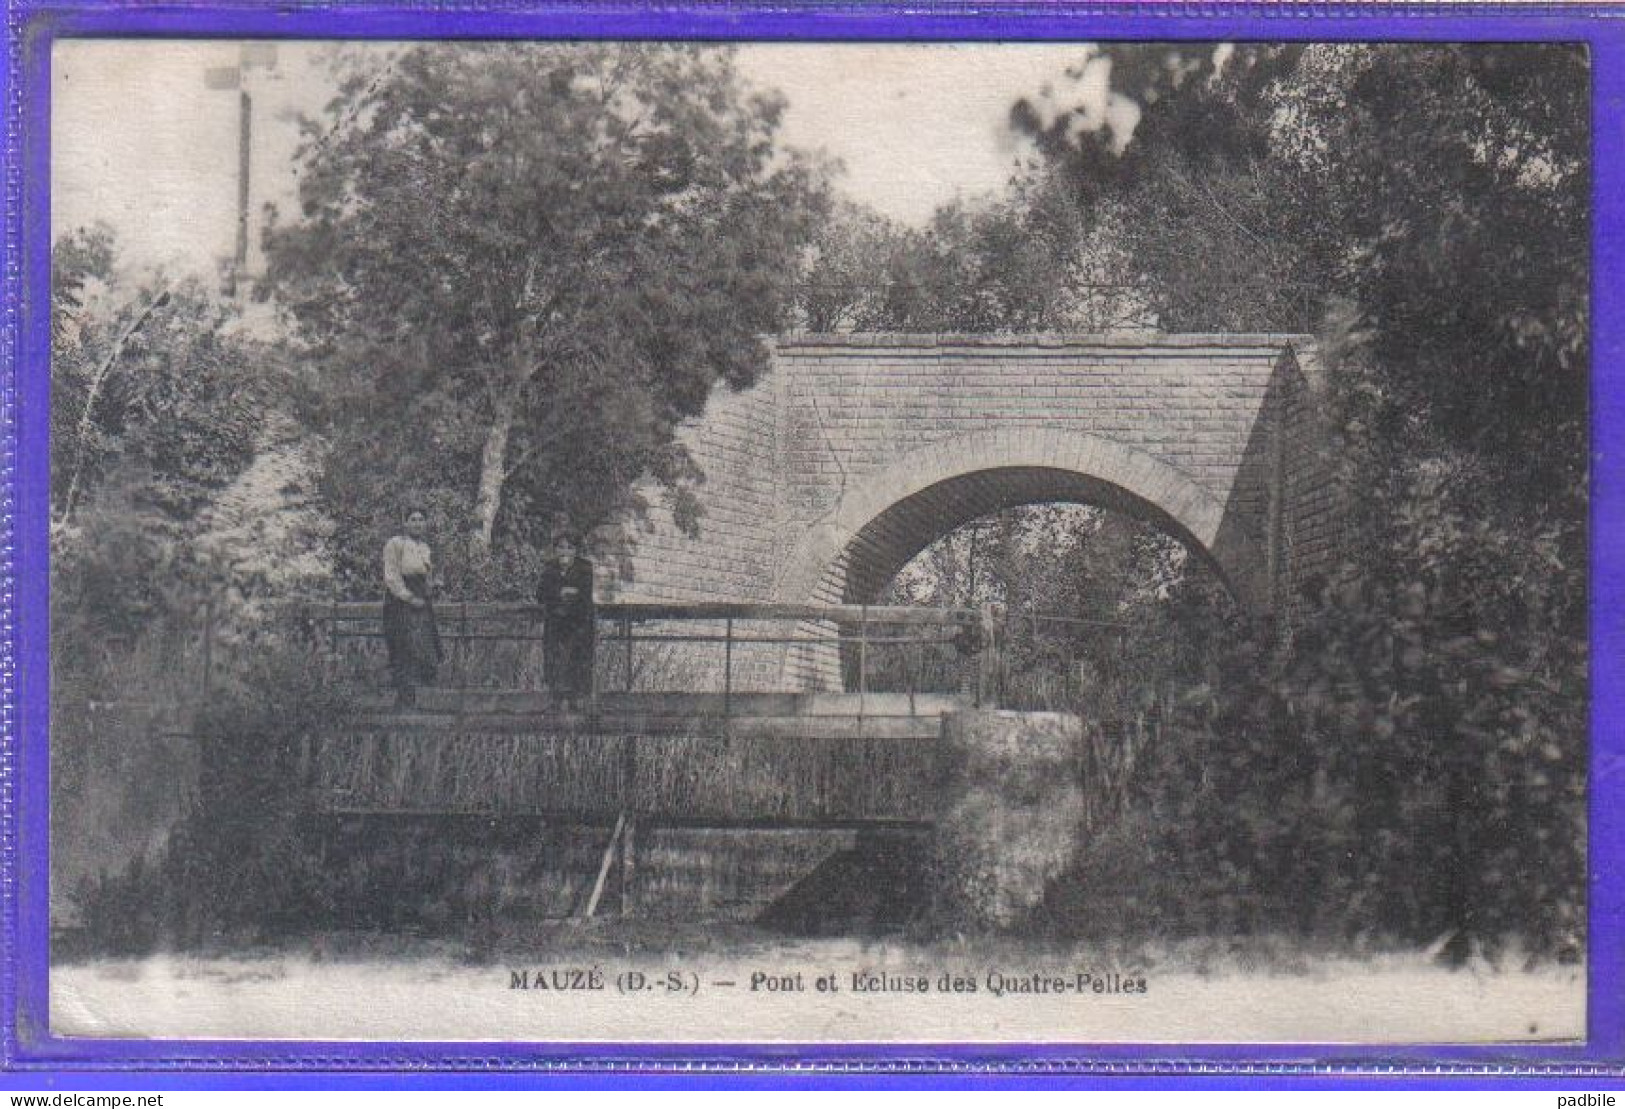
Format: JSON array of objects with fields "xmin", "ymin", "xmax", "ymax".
[{"xmin": 289, "ymin": 599, "xmax": 986, "ymax": 705}]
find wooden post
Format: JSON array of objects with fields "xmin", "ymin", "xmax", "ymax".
[
  {"xmin": 624, "ymin": 616, "xmax": 634, "ymax": 692},
  {"xmin": 460, "ymin": 601, "xmax": 470, "ymax": 688},
  {"xmin": 587, "ymin": 611, "xmax": 599, "ymax": 715},
  {"xmin": 723, "ymin": 617, "xmax": 734, "ymax": 720},
  {"xmin": 234, "ymin": 89, "xmax": 252, "ymax": 281},
  {"xmin": 617, "ymin": 734, "xmax": 637, "ymax": 917},
  {"xmin": 454, "ymin": 601, "xmax": 469, "ymax": 716},
  {"xmin": 857, "ymin": 605, "xmax": 868, "ymax": 723},
  {"xmin": 979, "ymin": 603, "xmax": 998, "ymax": 709},
  {"xmin": 620, "ymin": 817, "xmax": 637, "ymax": 919},
  {"xmin": 583, "ymin": 812, "xmax": 627, "ymax": 919},
  {"xmin": 618, "ymin": 734, "xmax": 639, "ymax": 915},
  {"xmin": 908, "ymin": 636, "xmax": 919, "ymax": 717}
]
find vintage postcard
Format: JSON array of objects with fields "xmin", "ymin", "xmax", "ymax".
[{"xmin": 22, "ymin": 23, "xmax": 1599, "ymax": 1060}]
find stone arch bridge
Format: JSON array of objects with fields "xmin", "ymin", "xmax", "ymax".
[{"xmin": 611, "ymin": 333, "xmax": 1342, "ymax": 690}]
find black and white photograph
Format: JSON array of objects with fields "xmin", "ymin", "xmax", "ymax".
[{"xmin": 46, "ymin": 39, "xmax": 1588, "ymax": 1042}]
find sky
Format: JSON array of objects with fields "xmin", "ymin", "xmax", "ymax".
[{"xmin": 51, "ymin": 41, "xmax": 1111, "ymax": 278}]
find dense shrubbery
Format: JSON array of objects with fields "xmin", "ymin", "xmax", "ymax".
[
  {"xmin": 860, "ymin": 44, "xmax": 1588, "ymax": 959},
  {"xmin": 1012, "ymin": 508, "xmax": 1584, "ymax": 957},
  {"xmin": 69, "ymin": 648, "xmax": 349, "ymax": 953}
]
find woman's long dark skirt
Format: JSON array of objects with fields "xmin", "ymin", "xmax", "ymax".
[
  {"xmin": 544, "ymin": 621, "xmax": 597, "ymax": 700},
  {"xmin": 383, "ymin": 574, "xmax": 441, "ymax": 703}
]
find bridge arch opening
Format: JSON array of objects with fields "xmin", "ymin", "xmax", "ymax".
[
  {"xmin": 776, "ymin": 440, "xmax": 1264, "ymax": 695},
  {"xmin": 828, "ymin": 466, "xmax": 1242, "ymax": 611},
  {"xmin": 875, "ymin": 495, "xmax": 1244, "ymax": 710},
  {"xmin": 773, "ymin": 428, "xmax": 1270, "ymax": 621}
]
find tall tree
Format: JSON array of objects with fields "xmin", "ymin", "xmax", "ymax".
[
  {"xmin": 1018, "ymin": 43, "xmax": 1587, "ymax": 499},
  {"xmin": 263, "ymin": 44, "xmax": 828, "ymax": 581},
  {"xmin": 51, "ymin": 226, "xmax": 267, "ymax": 567},
  {"xmin": 50, "ymin": 228, "xmax": 293, "ymax": 922},
  {"xmin": 1013, "ymin": 43, "xmax": 1590, "ymax": 952},
  {"xmin": 799, "ymin": 176, "xmax": 1148, "ymax": 335}
]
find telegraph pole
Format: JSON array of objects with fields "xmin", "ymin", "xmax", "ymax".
[
  {"xmin": 234, "ymin": 84, "xmax": 252, "ymax": 282},
  {"xmin": 204, "ymin": 44, "xmax": 278, "ymax": 298}
]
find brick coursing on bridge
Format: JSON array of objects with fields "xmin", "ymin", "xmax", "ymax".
[{"xmin": 609, "ymin": 334, "xmax": 1343, "ymax": 692}]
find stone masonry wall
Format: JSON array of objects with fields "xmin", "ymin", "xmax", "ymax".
[
  {"xmin": 776, "ymin": 334, "xmax": 1285, "ymax": 536},
  {"xmin": 1278, "ymin": 345, "xmax": 1347, "ymax": 619},
  {"xmin": 614, "ymin": 334, "xmax": 1337, "ymax": 691}
]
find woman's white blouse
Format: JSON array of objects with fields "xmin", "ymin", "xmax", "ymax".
[{"xmin": 383, "ymin": 536, "xmax": 433, "ymax": 602}]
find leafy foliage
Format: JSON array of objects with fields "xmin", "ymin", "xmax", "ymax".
[
  {"xmin": 799, "ymin": 178, "xmax": 1149, "ymax": 335},
  {"xmin": 879, "ymin": 506, "xmax": 1237, "ymax": 717},
  {"xmin": 1009, "ymin": 43, "xmax": 1587, "ymax": 955},
  {"xmin": 50, "ymin": 229, "xmax": 282, "ymax": 664},
  {"xmin": 264, "ymin": 43, "xmax": 830, "ymax": 588},
  {"xmin": 854, "ymin": 45, "xmax": 1588, "ymax": 954},
  {"xmin": 71, "ymin": 649, "xmax": 352, "ymax": 953},
  {"xmin": 49, "ymin": 227, "xmax": 318, "ymax": 931}
]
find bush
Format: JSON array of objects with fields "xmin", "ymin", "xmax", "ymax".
[
  {"xmin": 1029, "ymin": 544, "xmax": 1585, "ymax": 961},
  {"xmin": 930, "ymin": 710, "xmax": 1089, "ymax": 932},
  {"xmin": 71, "ymin": 644, "xmax": 351, "ymax": 953}
]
